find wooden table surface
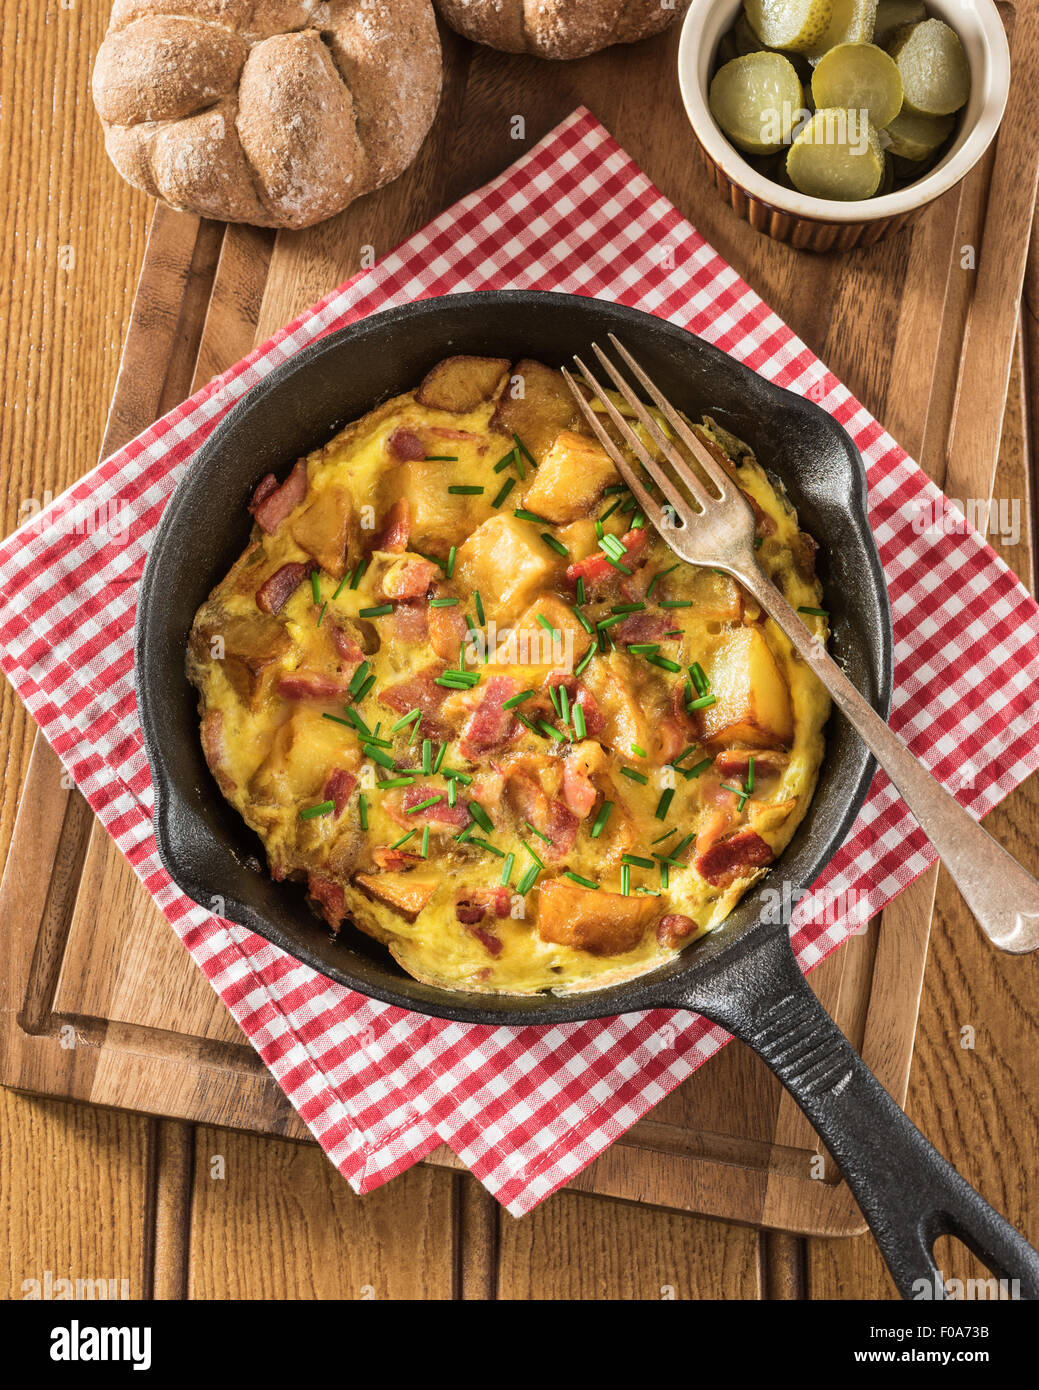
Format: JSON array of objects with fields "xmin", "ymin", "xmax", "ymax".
[{"xmin": 2, "ymin": 4, "xmax": 1038, "ymax": 1302}]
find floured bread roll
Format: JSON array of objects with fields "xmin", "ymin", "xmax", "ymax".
[
  {"xmin": 434, "ymin": 0, "xmax": 684, "ymax": 60},
  {"xmin": 93, "ymin": 1, "xmax": 442, "ymax": 229}
]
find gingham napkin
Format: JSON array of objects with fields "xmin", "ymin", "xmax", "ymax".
[{"xmin": 2, "ymin": 108, "xmax": 1038, "ymax": 1215}]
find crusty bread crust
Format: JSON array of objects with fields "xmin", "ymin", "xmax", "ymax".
[
  {"xmin": 434, "ymin": 0, "xmax": 683, "ymax": 60},
  {"xmin": 93, "ymin": 1, "xmax": 442, "ymax": 229}
]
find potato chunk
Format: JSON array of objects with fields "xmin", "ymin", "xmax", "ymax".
[
  {"xmin": 289, "ymin": 485, "xmax": 353, "ymax": 578},
  {"xmin": 415, "ymin": 355, "xmax": 509, "ymax": 413},
  {"xmin": 508, "ymin": 592, "xmax": 592, "ymax": 666},
  {"xmin": 701, "ymin": 627, "xmax": 793, "ymax": 749},
  {"xmin": 250, "ymin": 709, "xmax": 359, "ymax": 804},
  {"xmin": 521, "ymin": 430, "xmax": 619, "ymax": 523},
  {"xmin": 355, "ymin": 872, "xmax": 437, "ymax": 923},
  {"xmin": 490, "ymin": 359, "xmax": 581, "ymax": 463},
  {"xmin": 582, "ymin": 652, "xmax": 665, "ymax": 758},
  {"xmin": 537, "ymin": 879, "xmax": 658, "ymax": 955},
  {"xmin": 454, "ymin": 514, "xmax": 561, "ymax": 622},
  {"xmin": 189, "ymin": 608, "xmax": 291, "ymax": 709}
]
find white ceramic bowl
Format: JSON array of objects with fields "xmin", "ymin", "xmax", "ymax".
[{"xmin": 678, "ymin": 0, "xmax": 1011, "ymax": 250}]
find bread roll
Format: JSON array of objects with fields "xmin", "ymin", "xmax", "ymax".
[
  {"xmin": 92, "ymin": 1, "xmax": 442, "ymax": 229},
  {"xmin": 434, "ymin": 0, "xmax": 684, "ymax": 60}
]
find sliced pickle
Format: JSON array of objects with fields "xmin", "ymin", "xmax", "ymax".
[
  {"xmin": 872, "ymin": 0, "xmax": 924, "ymax": 50},
  {"xmin": 812, "ymin": 42, "xmax": 903, "ymax": 128},
  {"xmin": 744, "ymin": 0, "xmax": 835, "ymax": 54},
  {"xmin": 889, "ymin": 18, "xmax": 970, "ymax": 116},
  {"xmin": 803, "ymin": 0, "xmax": 877, "ymax": 64},
  {"xmin": 786, "ymin": 107, "xmax": 884, "ymax": 199},
  {"xmin": 709, "ymin": 52, "xmax": 805, "ymax": 155},
  {"xmin": 882, "ymin": 107, "xmax": 954, "ymax": 160},
  {"xmin": 876, "ymin": 150, "xmax": 895, "ymax": 195}
]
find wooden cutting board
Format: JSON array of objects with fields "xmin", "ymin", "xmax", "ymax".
[{"xmin": 2, "ymin": 10, "xmax": 1037, "ymax": 1237}]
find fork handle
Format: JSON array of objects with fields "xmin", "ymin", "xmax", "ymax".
[{"xmin": 738, "ymin": 564, "xmax": 1039, "ymax": 954}]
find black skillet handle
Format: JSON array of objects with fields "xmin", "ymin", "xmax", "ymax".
[{"xmin": 662, "ymin": 922, "xmax": 1039, "ymax": 1300}]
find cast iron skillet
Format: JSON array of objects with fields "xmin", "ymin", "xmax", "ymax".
[{"xmin": 136, "ymin": 291, "xmax": 1039, "ymax": 1298}]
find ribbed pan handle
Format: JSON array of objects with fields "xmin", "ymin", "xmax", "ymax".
[{"xmin": 663, "ymin": 924, "xmax": 1039, "ymax": 1299}]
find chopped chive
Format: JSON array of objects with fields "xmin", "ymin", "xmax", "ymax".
[
  {"xmin": 746, "ymin": 755, "xmax": 755, "ymax": 794},
  {"xmin": 602, "ymin": 483, "xmax": 629, "ymax": 496},
  {"xmin": 687, "ymin": 693, "xmax": 717, "ymax": 711},
  {"xmin": 448, "ymin": 484, "xmax": 484, "ymax": 495},
  {"xmin": 354, "ymin": 674, "xmax": 376, "ymax": 704},
  {"xmin": 316, "ymin": 601, "xmax": 327, "ymax": 627},
  {"xmin": 425, "ymin": 454, "xmax": 458, "ymax": 462},
  {"xmin": 595, "ymin": 519, "xmax": 604, "ymax": 540},
  {"xmin": 390, "ymin": 829, "xmax": 418, "ymax": 850},
  {"xmin": 627, "ymin": 644, "xmax": 660, "ymax": 656},
  {"xmin": 469, "ymin": 836, "xmax": 505, "ymax": 858},
  {"xmin": 332, "ymin": 572, "xmax": 351, "ymax": 600},
  {"xmin": 359, "ymin": 604, "xmax": 393, "ymax": 618},
  {"xmin": 598, "ymin": 497, "xmax": 622, "ymax": 523},
  {"xmin": 603, "ymin": 555, "xmax": 633, "ymax": 575},
  {"xmin": 358, "ymin": 793, "xmax": 368, "ymax": 830},
  {"xmin": 548, "ymin": 683, "xmax": 561, "ymax": 716},
  {"xmin": 349, "ymin": 558, "xmax": 368, "ymax": 590},
  {"xmin": 684, "ymin": 757, "xmax": 713, "ymax": 778},
  {"xmin": 621, "ymin": 864, "xmax": 630, "ymax": 896},
  {"xmin": 299, "ymin": 800, "xmax": 335, "ymax": 820},
  {"xmin": 522, "ymin": 823, "xmax": 552, "ymax": 850},
  {"xmin": 442, "ymin": 767, "xmax": 473, "ymax": 784},
  {"xmin": 491, "ymin": 476, "xmax": 516, "ymax": 509},
  {"xmin": 571, "ymin": 606, "xmax": 594, "ymax": 635},
  {"xmin": 390, "ymin": 708, "xmax": 421, "ymax": 732},
  {"xmin": 575, "ymin": 646, "xmax": 595, "ymax": 676},
  {"xmin": 493, "ymin": 448, "xmax": 517, "ymax": 473},
  {"xmin": 407, "ymin": 795, "xmax": 443, "ymax": 814},
  {"xmin": 620, "ymin": 766, "xmax": 648, "ymax": 784},
  {"xmin": 540, "ymin": 533, "xmax": 569, "ymax": 557},
  {"xmin": 572, "ymin": 703, "xmax": 587, "ymax": 740},
  {"xmin": 798, "ymin": 606, "xmax": 829, "ymax": 617},
  {"xmin": 590, "ymin": 801, "xmax": 613, "ymax": 838},
  {"xmin": 515, "ymin": 713, "xmax": 539, "ymax": 734},
  {"xmin": 502, "ymin": 689, "xmax": 535, "ymax": 710},
  {"xmin": 646, "ymin": 654, "xmax": 682, "ymax": 673},
  {"xmin": 539, "ymin": 721, "xmax": 566, "ymax": 743},
  {"xmin": 611, "ymin": 603, "xmax": 645, "ymax": 614},
  {"xmin": 321, "ymin": 712, "xmax": 354, "ymax": 729},
  {"xmin": 576, "ymin": 576, "xmax": 586, "ymax": 605},
  {"xmin": 564, "ymin": 870, "xmax": 598, "ymax": 890},
  {"xmin": 448, "ymin": 777, "xmax": 457, "ymax": 807},
  {"xmin": 660, "ymin": 861, "xmax": 669, "ymax": 890},
  {"xmin": 363, "ymin": 743, "xmax": 396, "ymax": 770},
  {"xmin": 672, "ymin": 746, "xmax": 698, "ymax": 767},
  {"xmin": 501, "ymin": 852, "xmax": 515, "ymax": 887},
  {"xmin": 655, "ymin": 788, "xmax": 675, "ymax": 821},
  {"xmin": 622, "ymin": 854, "xmax": 655, "ymax": 870},
  {"xmin": 454, "ymin": 824, "xmax": 475, "ymax": 843},
  {"xmin": 346, "ymin": 660, "xmax": 371, "ymax": 699},
  {"xmin": 631, "ymin": 743, "xmax": 647, "ymax": 758},
  {"xmin": 646, "ymin": 564, "xmax": 678, "ymax": 598},
  {"xmin": 474, "ymin": 590, "xmax": 485, "ymax": 625},
  {"xmin": 420, "ymin": 825, "xmax": 430, "ymax": 858},
  {"xmin": 513, "ymin": 508, "xmax": 551, "ymax": 525},
  {"xmin": 689, "ymin": 661, "xmax": 709, "ymax": 696},
  {"xmin": 433, "ymin": 741, "xmax": 447, "ymax": 774},
  {"xmin": 422, "ymin": 739, "xmax": 432, "ymax": 775},
  {"xmin": 536, "ymin": 613, "xmax": 560, "ymax": 638},
  {"xmin": 513, "ymin": 432, "xmax": 537, "ymax": 468},
  {"xmin": 446, "ymin": 545, "xmax": 457, "ymax": 578},
  {"xmin": 597, "ymin": 613, "xmax": 626, "ymax": 631},
  {"xmin": 673, "ymin": 833, "xmax": 694, "ymax": 858},
  {"xmin": 435, "ymin": 671, "xmax": 481, "ymax": 689},
  {"xmin": 652, "ymin": 827, "xmax": 679, "ymax": 845},
  {"xmin": 516, "ymin": 864, "xmax": 540, "ymax": 895},
  {"xmin": 430, "ymin": 597, "xmax": 460, "ymax": 607},
  {"xmin": 343, "ymin": 707, "xmax": 371, "ymax": 735},
  {"xmin": 377, "ymin": 777, "xmax": 415, "ymax": 789},
  {"xmin": 660, "ymin": 599, "xmax": 692, "ymax": 609},
  {"xmin": 310, "ymin": 570, "xmax": 321, "ymax": 605},
  {"xmin": 468, "ymin": 802, "xmax": 494, "ymax": 834},
  {"xmin": 521, "ymin": 838, "xmax": 547, "ymax": 867},
  {"xmin": 559, "ymin": 687, "xmax": 570, "ymax": 725},
  {"xmin": 599, "ymin": 534, "xmax": 626, "ymax": 561}
]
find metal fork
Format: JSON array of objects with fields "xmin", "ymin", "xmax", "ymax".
[{"xmin": 564, "ymin": 334, "xmax": 1039, "ymax": 955}]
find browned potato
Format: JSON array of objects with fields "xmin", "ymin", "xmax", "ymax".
[
  {"xmin": 355, "ymin": 872, "xmax": 437, "ymax": 922},
  {"xmin": 700, "ymin": 627, "xmax": 793, "ymax": 749},
  {"xmin": 250, "ymin": 709, "xmax": 359, "ymax": 804},
  {"xmin": 188, "ymin": 609, "xmax": 291, "ymax": 709},
  {"xmin": 521, "ymin": 430, "xmax": 620, "ymax": 523},
  {"xmin": 536, "ymin": 879, "xmax": 658, "ymax": 954},
  {"xmin": 454, "ymin": 513, "xmax": 562, "ymax": 622},
  {"xmin": 415, "ymin": 355, "xmax": 510, "ymax": 413},
  {"xmin": 490, "ymin": 359, "xmax": 582, "ymax": 463},
  {"xmin": 510, "ymin": 591, "xmax": 593, "ymax": 664},
  {"xmin": 290, "ymin": 485, "xmax": 353, "ymax": 578}
]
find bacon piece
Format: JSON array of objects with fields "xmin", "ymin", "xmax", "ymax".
[
  {"xmin": 455, "ymin": 886, "xmax": 511, "ymax": 924},
  {"xmin": 392, "ymin": 599, "xmax": 429, "ymax": 643},
  {"xmin": 565, "ymin": 528, "xmax": 649, "ymax": 597},
  {"xmin": 657, "ymin": 913, "xmax": 699, "ymax": 948},
  {"xmin": 377, "ymin": 665, "xmax": 451, "ymax": 737},
  {"xmin": 657, "ymin": 715, "xmax": 693, "ymax": 766},
  {"xmin": 308, "ymin": 873, "xmax": 346, "ymax": 930},
  {"xmin": 256, "ymin": 561, "xmax": 308, "ymax": 615},
  {"xmin": 387, "ymin": 784, "xmax": 470, "ymax": 830},
  {"xmin": 200, "ymin": 709, "xmax": 236, "ymax": 795},
  {"xmin": 545, "ymin": 673, "xmax": 605, "ymax": 739},
  {"xmin": 562, "ymin": 759, "xmax": 597, "ymax": 819},
  {"xmin": 429, "ymin": 426, "xmax": 482, "ymax": 441},
  {"xmin": 615, "ymin": 612, "xmax": 679, "ymax": 645},
  {"xmin": 372, "ymin": 846, "xmax": 424, "ymax": 871},
  {"xmin": 276, "ymin": 670, "xmax": 352, "ymax": 702},
  {"xmin": 379, "ymin": 558, "xmax": 437, "ymax": 601},
  {"xmin": 458, "ymin": 676, "xmax": 521, "ymax": 760},
  {"xmin": 386, "ymin": 426, "xmax": 426, "ymax": 462},
  {"xmin": 714, "ymin": 749, "xmax": 788, "ymax": 781},
  {"xmin": 252, "ymin": 459, "xmax": 307, "ymax": 534},
  {"xmin": 328, "ymin": 622, "xmax": 365, "ymax": 666},
  {"xmin": 322, "ymin": 768, "xmax": 357, "ymax": 818},
  {"xmin": 249, "ymin": 473, "xmax": 278, "ymax": 510},
  {"xmin": 506, "ymin": 770, "xmax": 578, "ymax": 859},
  {"xmin": 373, "ymin": 497, "xmax": 410, "ymax": 552},
  {"xmin": 429, "ymin": 601, "xmax": 468, "ymax": 661},
  {"xmin": 696, "ymin": 829, "xmax": 773, "ymax": 887},
  {"xmin": 469, "ymin": 926, "xmax": 503, "ymax": 956}
]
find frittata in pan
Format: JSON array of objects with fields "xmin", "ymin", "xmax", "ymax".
[{"xmin": 186, "ymin": 355, "xmax": 830, "ymax": 994}]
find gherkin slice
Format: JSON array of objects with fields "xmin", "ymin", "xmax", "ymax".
[
  {"xmin": 812, "ymin": 42, "xmax": 903, "ymax": 128},
  {"xmin": 744, "ymin": 0, "xmax": 835, "ymax": 54},
  {"xmin": 709, "ymin": 52, "xmax": 805, "ymax": 155},
  {"xmin": 803, "ymin": 0, "xmax": 877, "ymax": 64},
  {"xmin": 882, "ymin": 107, "xmax": 955, "ymax": 160},
  {"xmin": 786, "ymin": 107, "xmax": 885, "ymax": 199},
  {"xmin": 872, "ymin": 0, "xmax": 925, "ymax": 50},
  {"xmin": 889, "ymin": 18, "xmax": 970, "ymax": 116}
]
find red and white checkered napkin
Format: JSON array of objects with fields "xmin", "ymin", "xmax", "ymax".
[{"xmin": 2, "ymin": 109, "xmax": 1038, "ymax": 1214}]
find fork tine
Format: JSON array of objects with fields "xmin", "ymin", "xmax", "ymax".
[
  {"xmin": 561, "ymin": 368, "xmax": 669, "ymax": 533},
  {"xmin": 607, "ymin": 333, "xmax": 736, "ymax": 500},
  {"xmin": 567, "ymin": 359, "xmax": 694, "ymax": 534},
  {"xmin": 589, "ymin": 342, "xmax": 716, "ymax": 511}
]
